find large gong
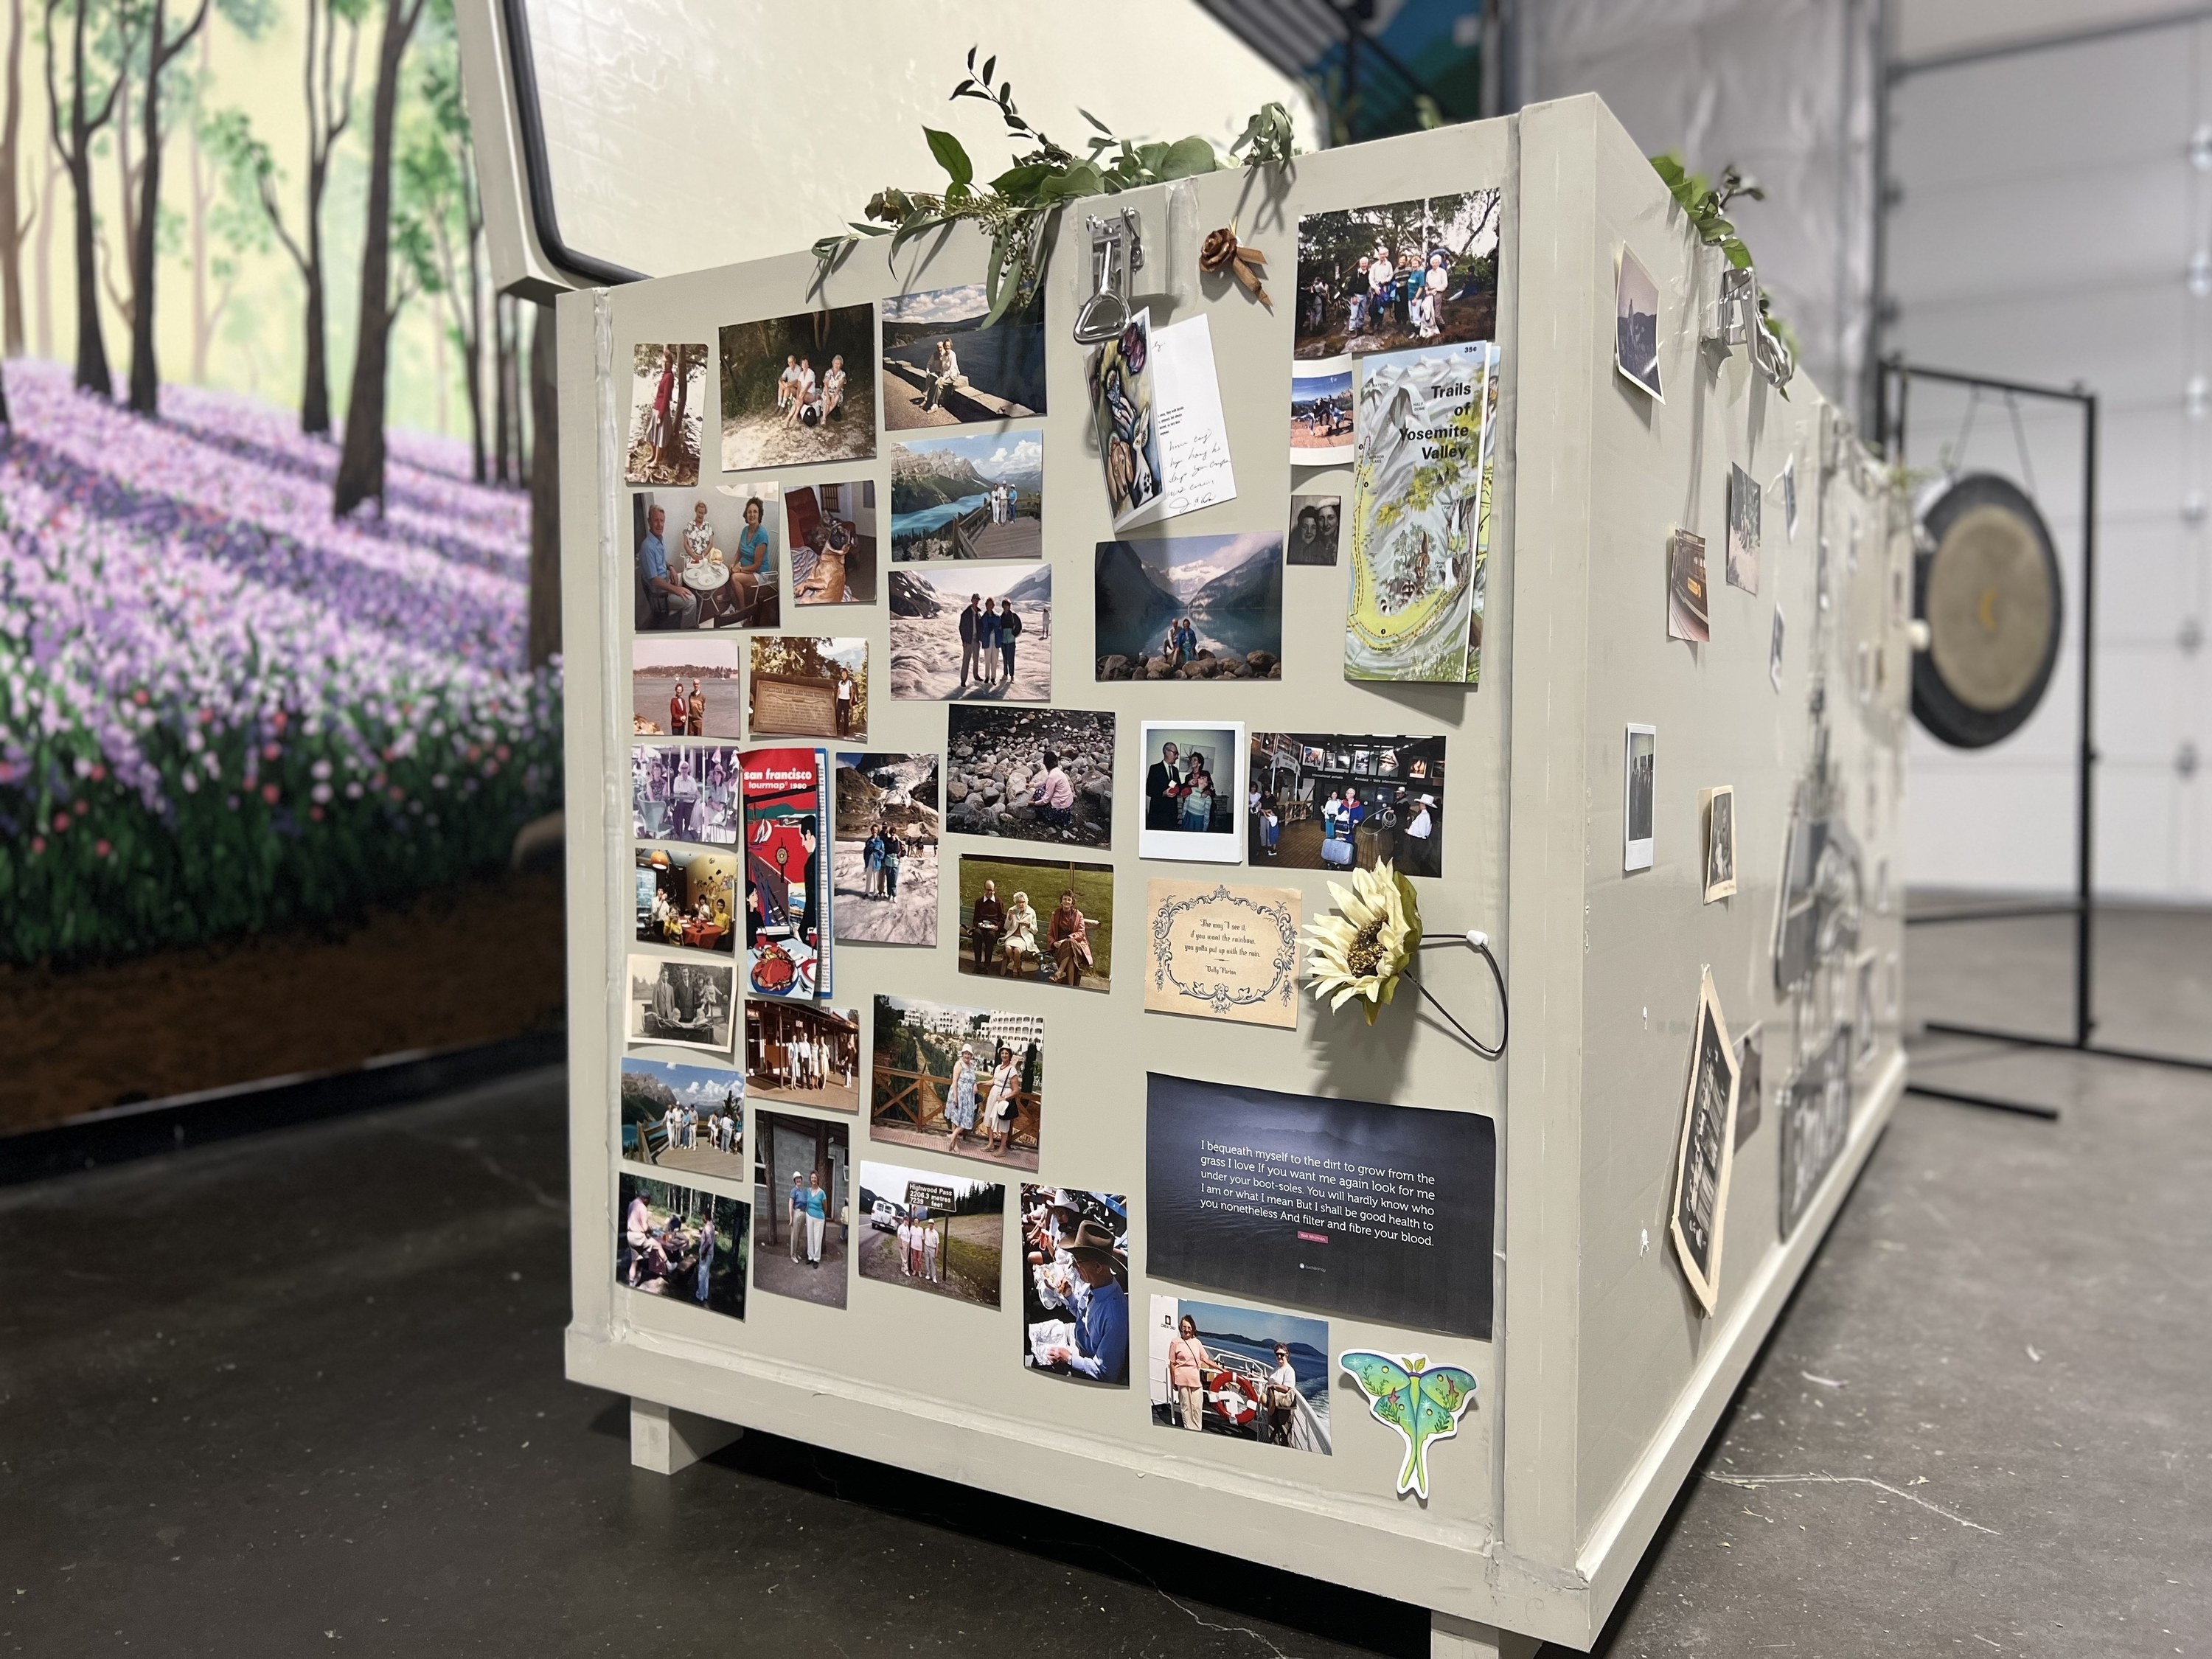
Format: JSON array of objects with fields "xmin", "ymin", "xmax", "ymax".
[{"xmin": 1911, "ymin": 472, "xmax": 2064, "ymax": 748}]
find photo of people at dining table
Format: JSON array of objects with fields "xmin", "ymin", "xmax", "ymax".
[
  {"xmin": 627, "ymin": 954, "xmax": 737, "ymax": 1057},
  {"xmin": 634, "ymin": 487, "xmax": 781, "ymax": 632},
  {"xmin": 635, "ymin": 845, "xmax": 738, "ymax": 956}
]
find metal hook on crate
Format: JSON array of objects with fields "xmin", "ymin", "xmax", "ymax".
[{"xmin": 1073, "ymin": 208, "xmax": 1144, "ymax": 344}]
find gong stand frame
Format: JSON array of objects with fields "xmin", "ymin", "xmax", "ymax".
[{"xmin": 1879, "ymin": 359, "xmax": 2212, "ymax": 1119}]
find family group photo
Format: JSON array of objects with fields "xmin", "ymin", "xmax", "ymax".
[
  {"xmin": 1093, "ymin": 532, "xmax": 1283, "ymax": 682},
  {"xmin": 1140, "ymin": 723, "xmax": 1245, "ymax": 862},
  {"xmin": 633, "ymin": 634, "xmax": 747, "ymax": 738},
  {"xmin": 832, "ymin": 753, "xmax": 941, "ymax": 947},
  {"xmin": 1149, "ymin": 1295, "xmax": 1332, "ymax": 1455},
  {"xmin": 886, "ymin": 562, "xmax": 1052, "ymax": 703},
  {"xmin": 1245, "ymin": 731, "xmax": 1447, "ymax": 876},
  {"xmin": 626, "ymin": 956, "xmax": 737, "ymax": 1056},
  {"xmin": 752, "ymin": 1112, "xmax": 851, "ymax": 1309},
  {"xmin": 1293, "ymin": 189, "xmax": 1502, "ymax": 359},
  {"xmin": 618, "ymin": 1176, "xmax": 749, "ymax": 1323},
  {"xmin": 619, "ymin": 1056, "xmax": 746, "ymax": 1181},
  {"xmin": 745, "ymin": 1000, "xmax": 860, "ymax": 1115},
  {"xmin": 631, "ymin": 742, "xmax": 744, "ymax": 846},
  {"xmin": 634, "ymin": 846, "xmax": 739, "ymax": 956}
]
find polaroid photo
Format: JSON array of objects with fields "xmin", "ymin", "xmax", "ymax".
[
  {"xmin": 785, "ymin": 479, "xmax": 877, "ymax": 606},
  {"xmin": 626, "ymin": 953, "xmax": 737, "ymax": 1057},
  {"xmin": 869, "ymin": 992, "xmax": 1043, "ymax": 1172},
  {"xmin": 889, "ymin": 430, "xmax": 1044, "ymax": 562},
  {"xmin": 1020, "ymin": 1186, "xmax": 1130, "ymax": 1385},
  {"xmin": 857, "ymin": 1163, "xmax": 1006, "ymax": 1308},
  {"xmin": 1139, "ymin": 721, "xmax": 1245, "ymax": 864},
  {"xmin": 717, "ymin": 305, "xmax": 875, "ymax": 472},
  {"xmin": 1700, "ymin": 785, "xmax": 1738, "ymax": 902},
  {"xmin": 753, "ymin": 1110, "xmax": 851, "ymax": 1308},
  {"xmin": 1287, "ymin": 494, "xmax": 1342, "ymax": 566},
  {"xmin": 625, "ymin": 344, "xmax": 709, "ymax": 487},
  {"xmin": 1615, "ymin": 245, "xmax": 1661, "ymax": 400},
  {"xmin": 619, "ymin": 1054, "xmax": 746, "ymax": 1180},
  {"xmin": 1290, "ymin": 355, "xmax": 1355, "ymax": 465},
  {"xmin": 1667, "ymin": 529, "xmax": 1710, "ymax": 642},
  {"xmin": 1624, "ymin": 725, "xmax": 1656, "ymax": 872},
  {"xmin": 617, "ymin": 1174, "xmax": 749, "ymax": 1321},
  {"xmin": 1150, "ymin": 1295, "xmax": 1331, "ymax": 1451},
  {"xmin": 1726, "ymin": 463, "xmax": 1761, "ymax": 594}
]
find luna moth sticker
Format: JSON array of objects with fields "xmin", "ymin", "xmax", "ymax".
[{"xmin": 1340, "ymin": 1350, "xmax": 1478, "ymax": 1500}]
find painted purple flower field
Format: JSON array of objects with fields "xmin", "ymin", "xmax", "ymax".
[{"xmin": 0, "ymin": 362, "xmax": 563, "ymax": 962}]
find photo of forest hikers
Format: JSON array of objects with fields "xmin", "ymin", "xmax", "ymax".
[
  {"xmin": 1293, "ymin": 190, "xmax": 1500, "ymax": 360},
  {"xmin": 856, "ymin": 1162, "xmax": 1005, "ymax": 1309},
  {"xmin": 617, "ymin": 1175, "xmax": 749, "ymax": 1323}
]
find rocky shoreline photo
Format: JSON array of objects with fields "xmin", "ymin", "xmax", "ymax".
[{"xmin": 945, "ymin": 707, "xmax": 1114, "ymax": 849}]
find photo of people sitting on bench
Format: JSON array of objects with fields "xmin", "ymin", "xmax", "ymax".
[{"xmin": 880, "ymin": 282, "xmax": 1047, "ymax": 431}]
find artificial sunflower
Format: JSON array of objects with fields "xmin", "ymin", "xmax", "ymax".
[{"xmin": 1303, "ymin": 860, "xmax": 1423, "ymax": 1024}]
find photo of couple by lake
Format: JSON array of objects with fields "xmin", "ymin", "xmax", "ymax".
[
  {"xmin": 870, "ymin": 994, "xmax": 1043, "ymax": 1173},
  {"xmin": 890, "ymin": 429, "xmax": 1043, "ymax": 562},
  {"xmin": 719, "ymin": 305, "xmax": 877, "ymax": 472},
  {"xmin": 880, "ymin": 282, "xmax": 1047, "ymax": 431},
  {"xmin": 1093, "ymin": 532, "xmax": 1283, "ymax": 681},
  {"xmin": 886, "ymin": 563, "xmax": 1051, "ymax": 702},
  {"xmin": 633, "ymin": 636, "xmax": 744, "ymax": 739}
]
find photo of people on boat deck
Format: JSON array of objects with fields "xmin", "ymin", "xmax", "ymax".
[
  {"xmin": 626, "ymin": 955, "xmax": 737, "ymax": 1057},
  {"xmin": 617, "ymin": 1175, "xmax": 749, "ymax": 1324},
  {"xmin": 880, "ymin": 282, "xmax": 1047, "ymax": 431},
  {"xmin": 1021, "ymin": 1186, "xmax": 1129, "ymax": 1387},
  {"xmin": 1148, "ymin": 1295, "xmax": 1331, "ymax": 1455}
]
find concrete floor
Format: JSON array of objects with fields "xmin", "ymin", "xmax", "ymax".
[{"xmin": 1, "ymin": 914, "xmax": 2207, "ymax": 1657}]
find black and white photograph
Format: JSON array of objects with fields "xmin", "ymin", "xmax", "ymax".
[
  {"xmin": 833, "ymin": 752, "xmax": 939, "ymax": 946},
  {"xmin": 1669, "ymin": 969, "xmax": 1740, "ymax": 1315},
  {"xmin": 617, "ymin": 1175, "xmax": 748, "ymax": 1321},
  {"xmin": 857, "ymin": 1162, "xmax": 1006, "ymax": 1309},
  {"xmin": 880, "ymin": 282, "xmax": 1047, "ymax": 430},
  {"xmin": 1855, "ymin": 951, "xmax": 1879, "ymax": 1068},
  {"xmin": 635, "ymin": 845, "xmax": 738, "ymax": 956},
  {"xmin": 1293, "ymin": 191, "xmax": 1501, "ymax": 359},
  {"xmin": 1286, "ymin": 494, "xmax": 1341, "ymax": 566},
  {"xmin": 1246, "ymin": 731, "xmax": 1445, "ymax": 876},
  {"xmin": 785, "ymin": 480, "xmax": 878, "ymax": 607},
  {"xmin": 1667, "ymin": 528, "xmax": 1710, "ymax": 643},
  {"xmin": 753, "ymin": 1110, "xmax": 850, "ymax": 1309},
  {"xmin": 1144, "ymin": 1074, "xmax": 1496, "ymax": 1338},
  {"xmin": 1733, "ymin": 1022, "xmax": 1764, "ymax": 1150},
  {"xmin": 1781, "ymin": 451, "xmax": 1799, "ymax": 542},
  {"xmin": 1624, "ymin": 725, "xmax": 1656, "ymax": 872},
  {"xmin": 944, "ymin": 706, "xmax": 1114, "ymax": 848},
  {"xmin": 1727, "ymin": 462, "xmax": 1761, "ymax": 594},
  {"xmin": 632, "ymin": 742, "xmax": 743, "ymax": 845},
  {"xmin": 1615, "ymin": 244, "xmax": 1661, "ymax": 400},
  {"xmin": 870, "ymin": 994, "xmax": 1044, "ymax": 1172},
  {"xmin": 1139, "ymin": 722, "xmax": 1245, "ymax": 864},
  {"xmin": 625, "ymin": 954, "xmax": 736, "ymax": 1057},
  {"xmin": 1701, "ymin": 785, "xmax": 1738, "ymax": 902},
  {"xmin": 1020, "ymin": 1185, "xmax": 1130, "ymax": 1385},
  {"xmin": 619, "ymin": 1055, "xmax": 746, "ymax": 1180},
  {"xmin": 886, "ymin": 563, "xmax": 1051, "ymax": 702},
  {"xmin": 717, "ymin": 305, "xmax": 876, "ymax": 472},
  {"xmin": 745, "ymin": 1000, "xmax": 860, "ymax": 1115},
  {"xmin": 625, "ymin": 343, "xmax": 709, "ymax": 487},
  {"xmin": 1770, "ymin": 605, "xmax": 1787, "ymax": 692}
]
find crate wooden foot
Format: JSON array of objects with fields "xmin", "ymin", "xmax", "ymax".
[
  {"xmin": 629, "ymin": 1397, "xmax": 742, "ymax": 1475},
  {"xmin": 1432, "ymin": 1611, "xmax": 1543, "ymax": 1658}
]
